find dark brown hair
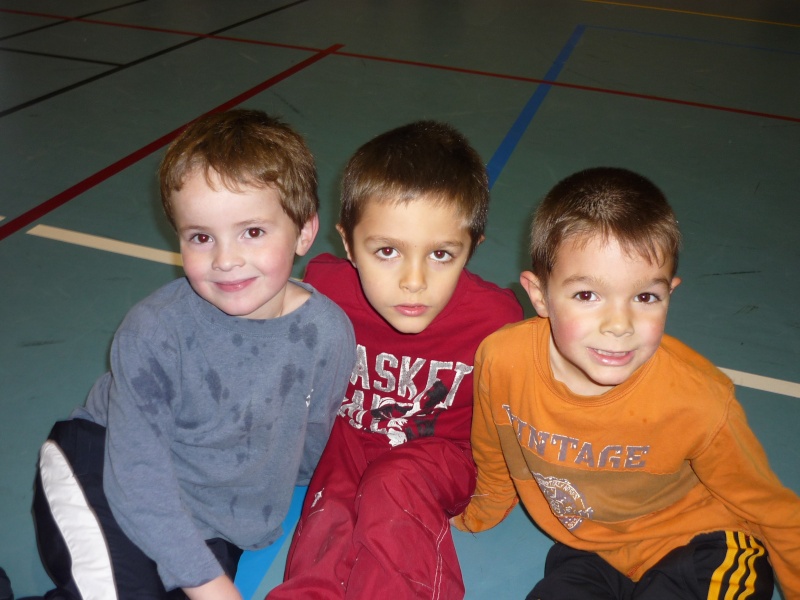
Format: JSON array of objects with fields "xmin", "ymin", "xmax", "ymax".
[
  {"xmin": 530, "ymin": 167, "xmax": 681, "ymax": 288},
  {"xmin": 339, "ymin": 121, "xmax": 489, "ymax": 258},
  {"xmin": 159, "ymin": 109, "xmax": 318, "ymax": 231}
]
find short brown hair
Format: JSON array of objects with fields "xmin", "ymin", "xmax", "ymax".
[
  {"xmin": 530, "ymin": 167, "xmax": 681, "ymax": 287},
  {"xmin": 159, "ymin": 109, "xmax": 318, "ymax": 231},
  {"xmin": 339, "ymin": 121, "xmax": 489, "ymax": 258}
]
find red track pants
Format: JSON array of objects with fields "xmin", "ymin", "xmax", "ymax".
[{"xmin": 267, "ymin": 418, "xmax": 476, "ymax": 600}]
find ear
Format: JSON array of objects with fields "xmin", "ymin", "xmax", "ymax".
[
  {"xmin": 669, "ymin": 276, "xmax": 681, "ymax": 294},
  {"xmin": 520, "ymin": 271, "xmax": 549, "ymax": 318},
  {"xmin": 335, "ymin": 224, "xmax": 355, "ymax": 264},
  {"xmin": 295, "ymin": 213, "xmax": 319, "ymax": 257}
]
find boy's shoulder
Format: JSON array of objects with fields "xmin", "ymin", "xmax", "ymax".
[
  {"xmin": 118, "ymin": 278, "xmax": 194, "ymax": 336},
  {"xmin": 656, "ymin": 334, "xmax": 734, "ymax": 394},
  {"xmin": 291, "ymin": 278, "xmax": 355, "ymax": 337}
]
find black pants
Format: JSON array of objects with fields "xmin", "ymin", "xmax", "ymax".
[
  {"xmin": 32, "ymin": 420, "xmax": 242, "ymax": 600},
  {"xmin": 528, "ymin": 532, "xmax": 774, "ymax": 600}
]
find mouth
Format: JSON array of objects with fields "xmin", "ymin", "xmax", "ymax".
[
  {"xmin": 394, "ymin": 304, "xmax": 429, "ymax": 317},
  {"xmin": 589, "ymin": 348, "xmax": 634, "ymax": 366},
  {"xmin": 214, "ymin": 278, "xmax": 255, "ymax": 293}
]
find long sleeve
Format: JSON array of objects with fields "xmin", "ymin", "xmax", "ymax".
[
  {"xmin": 454, "ymin": 342, "xmax": 519, "ymax": 532},
  {"xmin": 692, "ymin": 396, "xmax": 800, "ymax": 597},
  {"xmin": 103, "ymin": 330, "xmax": 222, "ymax": 589},
  {"xmin": 296, "ymin": 310, "xmax": 356, "ymax": 485}
]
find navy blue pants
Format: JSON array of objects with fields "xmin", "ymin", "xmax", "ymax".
[
  {"xmin": 31, "ymin": 419, "xmax": 242, "ymax": 600},
  {"xmin": 528, "ymin": 533, "xmax": 774, "ymax": 600}
]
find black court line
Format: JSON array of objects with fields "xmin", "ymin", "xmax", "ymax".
[
  {"xmin": 0, "ymin": 46, "xmax": 123, "ymax": 67},
  {"xmin": 0, "ymin": 43, "xmax": 343, "ymax": 243},
  {"xmin": 0, "ymin": 0, "xmax": 313, "ymax": 119},
  {"xmin": 0, "ymin": 0, "xmax": 149, "ymax": 42}
]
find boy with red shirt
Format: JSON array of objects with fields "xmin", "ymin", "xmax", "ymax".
[{"xmin": 267, "ymin": 121, "xmax": 523, "ymax": 599}]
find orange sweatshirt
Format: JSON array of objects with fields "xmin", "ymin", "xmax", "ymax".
[{"xmin": 456, "ymin": 317, "xmax": 800, "ymax": 597}]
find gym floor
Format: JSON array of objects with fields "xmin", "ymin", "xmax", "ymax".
[{"xmin": 1, "ymin": 1, "xmax": 798, "ymax": 598}]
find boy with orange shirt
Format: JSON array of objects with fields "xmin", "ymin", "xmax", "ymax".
[
  {"xmin": 455, "ymin": 167, "xmax": 800, "ymax": 599},
  {"xmin": 268, "ymin": 121, "xmax": 523, "ymax": 599}
]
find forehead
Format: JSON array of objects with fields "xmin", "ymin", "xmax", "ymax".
[
  {"xmin": 553, "ymin": 234, "xmax": 673, "ymax": 281},
  {"xmin": 356, "ymin": 195, "xmax": 471, "ymax": 238}
]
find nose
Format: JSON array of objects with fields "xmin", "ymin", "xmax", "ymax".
[
  {"xmin": 400, "ymin": 259, "xmax": 426, "ymax": 293},
  {"xmin": 600, "ymin": 303, "xmax": 633, "ymax": 337},
  {"xmin": 212, "ymin": 241, "xmax": 244, "ymax": 271}
]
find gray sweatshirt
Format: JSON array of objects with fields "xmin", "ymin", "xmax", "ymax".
[{"xmin": 74, "ymin": 277, "xmax": 355, "ymax": 590}]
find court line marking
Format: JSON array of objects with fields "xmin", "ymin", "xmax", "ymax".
[
  {"xmin": 23, "ymin": 222, "xmax": 800, "ymax": 400},
  {"xmin": 719, "ymin": 369, "xmax": 800, "ymax": 400},
  {"xmin": 0, "ymin": 42, "xmax": 343, "ymax": 242},
  {"xmin": 581, "ymin": 0, "xmax": 800, "ymax": 28},
  {"xmin": 487, "ymin": 24, "xmax": 585, "ymax": 187},
  {"xmin": 27, "ymin": 224, "xmax": 181, "ymax": 266}
]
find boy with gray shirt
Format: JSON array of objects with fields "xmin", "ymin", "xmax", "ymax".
[{"xmin": 31, "ymin": 110, "xmax": 355, "ymax": 600}]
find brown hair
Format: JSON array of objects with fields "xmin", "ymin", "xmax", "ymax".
[
  {"xmin": 159, "ymin": 109, "xmax": 318, "ymax": 231},
  {"xmin": 339, "ymin": 121, "xmax": 489, "ymax": 258},
  {"xmin": 530, "ymin": 167, "xmax": 681, "ymax": 288}
]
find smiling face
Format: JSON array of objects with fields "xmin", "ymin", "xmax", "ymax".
[
  {"xmin": 340, "ymin": 196, "xmax": 473, "ymax": 334},
  {"xmin": 173, "ymin": 169, "xmax": 317, "ymax": 320},
  {"xmin": 521, "ymin": 234, "xmax": 680, "ymax": 396}
]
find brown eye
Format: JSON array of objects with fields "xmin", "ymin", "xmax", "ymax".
[
  {"xmin": 192, "ymin": 233, "xmax": 211, "ymax": 244},
  {"xmin": 377, "ymin": 247, "xmax": 398, "ymax": 258},
  {"xmin": 246, "ymin": 228, "xmax": 264, "ymax": 239}
]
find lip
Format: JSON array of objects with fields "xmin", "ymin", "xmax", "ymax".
[
  {"xmin": 214, "ymin": 278, "xmax": 255, "ymax": 293},
  {"xmin": 589, "ymin": 348, "xmax": 634, "ymax": 366},
  {"xmin": 394, "ymin": 304, "xmax": 429, "ymax": 317}
]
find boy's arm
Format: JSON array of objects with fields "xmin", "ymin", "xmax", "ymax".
[
  {"xmin": 183, "ymin": 574, "xmax": 242, "ymax": 600},
  {"xmin": 692, "ymin": 395, "xmax": 800, "ymax": 596},
  {"xmin": 103, "ymin": 331, "xmax": 223, "ymax": 590},
  {"xmin": 454, "ymin": 344, "xmax": 519, "ymax": 532},
  {"xmin": 296, "ymin": 306, "xmax": 356, "ymax": 484}
]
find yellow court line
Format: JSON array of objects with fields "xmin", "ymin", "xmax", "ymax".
[
  {"xmin": 23, "ymin": 223, "xmax": 800, "ymax": 399},
  {"xmin": 581, "ymin": 0, "xmax": 800, "ymax": 29},
  {"xmin": 27, "ymin": 224, "xmax": 182, "ymax": 267}
]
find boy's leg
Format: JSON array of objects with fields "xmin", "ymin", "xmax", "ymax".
[
  {"xmin": 267, "ymin": 419, "xmax": 368, "ymax": 599},
  {"xmin": 527, "ymin": 543, "xmax": 633, "ymax": 600},
  {"xmin": 33, "ymin": 420, "xmax": 169, "ymax": 600},
  {"xmin": 344, "ymin": 437, "xmax": 476, "ymax": 600},
  {"xmin": 633, "ymin": 531, "xmax": 774, "ymax": 600}
]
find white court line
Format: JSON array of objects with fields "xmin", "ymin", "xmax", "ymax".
[
  {"xmin": 719, "ymin": 368, "xmax": 800, "ymax": 399},
  {"xmin": 27, "ymin": 224, "xmax": 182, "ymax": 267},
  {"xmin": 22, "ymin": 223, "xmax": 800, "ymax": 399}
]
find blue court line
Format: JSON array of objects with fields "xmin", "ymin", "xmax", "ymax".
[
  {"xmin": 486, "ymin": 24, "xmax": 586, "ymax": 188},
  {"xmin": 234, "ymin": 486, "xmax": 307, "ymax": 600}
]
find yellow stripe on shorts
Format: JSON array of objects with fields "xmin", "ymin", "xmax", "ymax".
[{"xmin": 707, "ymin": 531, "xmax": 767, "ymax": 600}]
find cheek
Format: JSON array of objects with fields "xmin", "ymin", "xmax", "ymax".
[{"xmin": 550, "ymin": 314, "xmax": 589, "ymax": 347}]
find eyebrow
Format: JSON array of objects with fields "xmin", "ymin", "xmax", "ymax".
[
  {"xmin": 178, "ymin": 218, "xmax": 271, "ymax": 233},
  {"xmin": 561, "ymin": 275, "xmax": 672, "ymax": 289},
  {"xmin": 364, "ymin": 235, "xmax": 466, "ymax": 250}
]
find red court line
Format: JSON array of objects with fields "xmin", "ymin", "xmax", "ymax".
[
  {"xmin": 0, "ymin": 44, "xmax": 343, "ymax": 243},
  {"xmin": 338, "ymin": 50, "xmax": 800, "ymax": 125},
  {"xmin": 5, "ymin": 6, "xmax": 798, "ymax": 126}
]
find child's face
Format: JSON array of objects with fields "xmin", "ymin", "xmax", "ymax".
[
  {"xmin": 521, "ymin": 234, "xmax": 680, "ymax": 396},
  {"xmin": 339, "ymin": 196, "xmax": 473, "ymax": 334},
  {"xmin": 172, "ymin": 169, "xmax": 316, "ymax": 320}
]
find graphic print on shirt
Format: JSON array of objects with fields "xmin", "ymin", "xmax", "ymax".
[
  {"xmin": 503, "ymin": 404, "xmax": 653, "ymax": 530},
  {"xmin": 532, "ymin": 473, "xmax": 593, "ymax": 530},
  {"xmin": 340, "ymin": 344, "xmax": 473, "ymax": 446}
]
